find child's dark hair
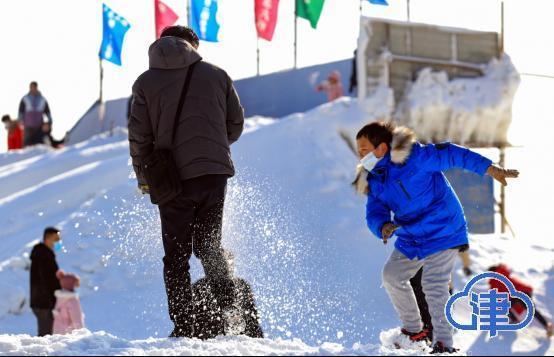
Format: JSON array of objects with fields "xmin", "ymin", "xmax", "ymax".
[
  {"xmin": 356, "ymin": 121, "xmax": 395, "ymax": 149},
  {"xmin": 1, "ymin": 115, "xmax": 10, "ymax": 123},
  {"xmin": 43, "ymin": 227, "xmax": 60, "ymax": 241},
  {"xmin": 160, "ymin": 26, "xmax": 200, "ymax": 48}
]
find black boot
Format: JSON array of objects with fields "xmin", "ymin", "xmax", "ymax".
[
  {"xmin": 169, "ymin": 323, "xmax": 194, "ymax": 338},
  {"xmin": 431, "ymin": 342, "xmax": 459, "ymax": 354}
]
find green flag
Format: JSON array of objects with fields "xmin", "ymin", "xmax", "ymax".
[{"xmin": 296, "ymin": 0, "xmax": 326, "ymax": 29}]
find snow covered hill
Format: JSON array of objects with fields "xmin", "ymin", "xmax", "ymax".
[{"xmin": 0, "ymin": 98, "xmax": 552, "ymax": 355}]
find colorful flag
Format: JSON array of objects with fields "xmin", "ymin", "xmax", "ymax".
[
  {"xmin": 99, "ymin": 4, "xmax": 131, "ymax": 66},
  {"xmin": 255, "ymin": 0, "xmax": 280, "ymax": 41},
  {"xmin": 296, "ymin": 0, "xmax": 326, "ymax": 29},
  {"xmin": 190, "ymin": 0, "xmax": 220, "ymax": 42},
  {"xmin": 155, "ymin": 0, "xmax": 179, "ymax": 38},
  {"xmin": 368, "ymin": 0, "xmax": 389, "ymax": 5}
]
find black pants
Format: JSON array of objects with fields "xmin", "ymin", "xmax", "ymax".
[
  {"xmin": 158, "ymin": 175, "xmax": 235, "ymax": 329},
  {"xmin": 23, "ymin": 127, "xmax": 44, "ymax": 147},
  {"xmin": 192, "ymin": 277, "xmax": 264, "ymax": 340},
  {"xmin": 32, "ymin": 308, "xmax": 53, "ymax": 336},
  {"xmin": 410, "ymin": 268, "xmax": 433, "ymax": 331}
]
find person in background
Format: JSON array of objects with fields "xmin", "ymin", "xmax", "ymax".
[
  {"xmin": 349, "ymin": 49, "xmax": 358, "ymax": 94},
  {"xmin": 459, "ymin": 250, "xmax": 473, "ymax": 276},
  {"xmin": 30, "ymin": 227, "xmax": 63, "ymax": 336},
  {"xmin": 18, "ymin": 81, "xmax": 53, "ymax": 147},
  {"xmin": 2, "ymin": 114, "xmax": 23, "ymax": 150},
  {"xmin": 53, "ymin": 270, "xmax": 85, "ymax": 335},
  {"xmin": 316, "ymin": 70, "xmax": 344, "ymax": 102},
  {"xmin": 489, "ymin": 264, "xmax": 553, "ymax": 338},
  {"xmin": 192, "ymin": 250, "xmax": 263, "ymax": 340}
]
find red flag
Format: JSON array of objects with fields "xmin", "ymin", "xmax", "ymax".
[
  {"xmin": 155, "ymin": 0, "xmax": 179, "ymax": 39},
  {"xmin": 255, "ymin": 0, "xmax": 280, "ymax": 41}
]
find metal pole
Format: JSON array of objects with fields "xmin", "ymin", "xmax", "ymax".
[
  {"xmin": 499, "ymin": 146, "xmax": 506, "ymax": 234},
  {"xmin": 499, "ymin": 0, "xmax": 504, "ymax": 57},
  {"xmin": 360, "ymin": 0, "xmax": 363, "ymax": 16},
  {"xmin": 256, "ymin": 37, "xmax": 260, "ymax": 76},
  {"xmin": 99, "ymin": 58, "xmax": 104, "ymax": 103},
  {"xmin": 186, "ymin": 0, "xmax": 191, "ymax": 26},
  {"xmin": 294, "ymin": 2, "xmax": 298, "ymax": 69},
  {"xmin": 407, "ymin": 0, "xmax": 410, "ymax": 22}
]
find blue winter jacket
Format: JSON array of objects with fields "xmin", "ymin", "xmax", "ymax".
[{"xmin": 365, "ymin": 130, "xmax": 492, "ymax": 260}]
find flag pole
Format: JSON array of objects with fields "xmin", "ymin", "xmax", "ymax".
[
  {"xmin": 99, "ymin": 58, "xmax": 104, "ymax": 103},
  {"xmin": 293, "ymin": 5, "xmax": 297, "ymax": 69},
  {"xmin": 186, "ymin": 0, "xmax": 191, "ymax": 26},
  {"xmin": 256, "ymin": 37, "xmax": 261, "ymax": 76}
]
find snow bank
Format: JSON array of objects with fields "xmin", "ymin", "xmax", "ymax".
[
  {"xmin": 0, "ymin": 98, "xmax": 552, "ymax": 356},
  {"xmin": 0, "ymin": 329, "xmax": 383, "ymax": 356},
  {"xmin": 395, "ymin": 55, "xmax": 520, "ymax": 146}
]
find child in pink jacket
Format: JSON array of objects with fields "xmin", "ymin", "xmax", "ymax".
[
  {"xmin": 53, "ymin": 270, "xmax": 85, "ymax": 334},
  {"xmin": 316, "ymin": 70, "xmax": 344, "ymax": 102}
]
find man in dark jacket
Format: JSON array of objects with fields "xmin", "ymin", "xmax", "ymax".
[
  {"xmin": 192, "ymin": 250, "xmax": 263, "ymax": 340},
  {"xmin": 30, "ymin": 227, "xmax": 62, "ymax": 336},
  {"xmin": 128, "ymin": 26, "xmax": 244, "ymax": 338}
]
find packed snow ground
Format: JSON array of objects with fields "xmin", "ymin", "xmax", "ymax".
[{"xmin": 0, "ymin": 98, "xmax": 552, "ymax": 355}]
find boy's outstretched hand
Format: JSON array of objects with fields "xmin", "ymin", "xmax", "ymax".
[
  {"xmin": 381, "ymin": 222, "xmax": 400, "ymax": 244},
  {"xmin": 486, "ymin": 164, "xmax": 519, "ymax": 186}
]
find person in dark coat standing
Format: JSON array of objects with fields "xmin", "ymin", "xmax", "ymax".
[
  {"xmin": 30, "ymin": 227, "xmax": 62, "ymax": 336},
  {"xmin": 128, "ymin": 26, "xmax": 244, "ymax": 338},
  {"xmin": 192, "ymin": 250, "xmax": 263, "ymax": 340}
]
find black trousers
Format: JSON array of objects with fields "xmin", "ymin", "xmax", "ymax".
[
  {"xmin": 410, "ymin": 268, "xmax": 433, "ymax": 331},
  {"xmin": 158, "ymin": 175, "xmax": 235, "ymax": 329},
  {"xmin": 32, "ymin": 308, "xmax": 53, "ymax": 337},
  {"xmin": 23, "ymin": 127, "xmax": 44, "ymax": 147}
]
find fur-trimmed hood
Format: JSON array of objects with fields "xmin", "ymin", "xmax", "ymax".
[
  {"xmin": 353, "ymin": 126, "xmax": 417, "ymax": 195},
  {"xmin": 389, "ymin": 126, "xmax": 417, "ymax": 165}
]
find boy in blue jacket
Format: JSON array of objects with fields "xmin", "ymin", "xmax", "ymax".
[{"xmin": 355, "ymin": 122, "xmax": 518, "ymax": 353}]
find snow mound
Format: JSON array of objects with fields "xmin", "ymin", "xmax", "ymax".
[
  {"xmin": 396, "ymin": 55, "xmax": 519, "ymax": 146},
  {"xmin": 0, "ymin": 98, "xmax": 552, "ymax": 355},
  {"xmin": 0, "ymin": 329, "xmax": 382, "ymax": 356}
]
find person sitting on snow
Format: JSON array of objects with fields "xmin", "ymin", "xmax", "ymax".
[
  {"xmin": 488, "ymin": 264, "xmax": 553, "ymax": 338},
  {"xmin": 192, "ymin": 250, "xmax": 263, "ymax": 340},
  {"xmin": 315, "ymin": 70, "xmax": 344, "ymax": 102},
  {"xmin": 355, "ymin": 121, "xmax": 519, "ymax": 354},
  {"xmin": 53, "ymin": 270, "xmax": 85, "ymax": 335}
]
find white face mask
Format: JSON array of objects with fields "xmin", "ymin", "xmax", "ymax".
[{"xmin": 360, "ymin": 151, "xmax": 382, "ymax": 172}]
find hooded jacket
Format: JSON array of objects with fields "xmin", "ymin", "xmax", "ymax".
[
  {"xmin": 489, "ymin": 264, "xmax": 533, "ymax": 296},
  {"xmin": 363, "ymin": 127, "xmax": 492, "ymax": 260},
  {"xmin": 52, "ymin": 289, "xmax": 85, "ymax": 334},
  {"xmin": 30, "ymin": 243, "xmax": 61, "ymax": 309},
  {"xmin": 128, "ymin": 37, "xmax": 244, "ymax": 185}
]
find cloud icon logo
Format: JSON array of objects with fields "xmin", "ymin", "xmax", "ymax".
[{"xmin": 445, "ymin": 272, "xmax": 535, "ymax": 338}]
